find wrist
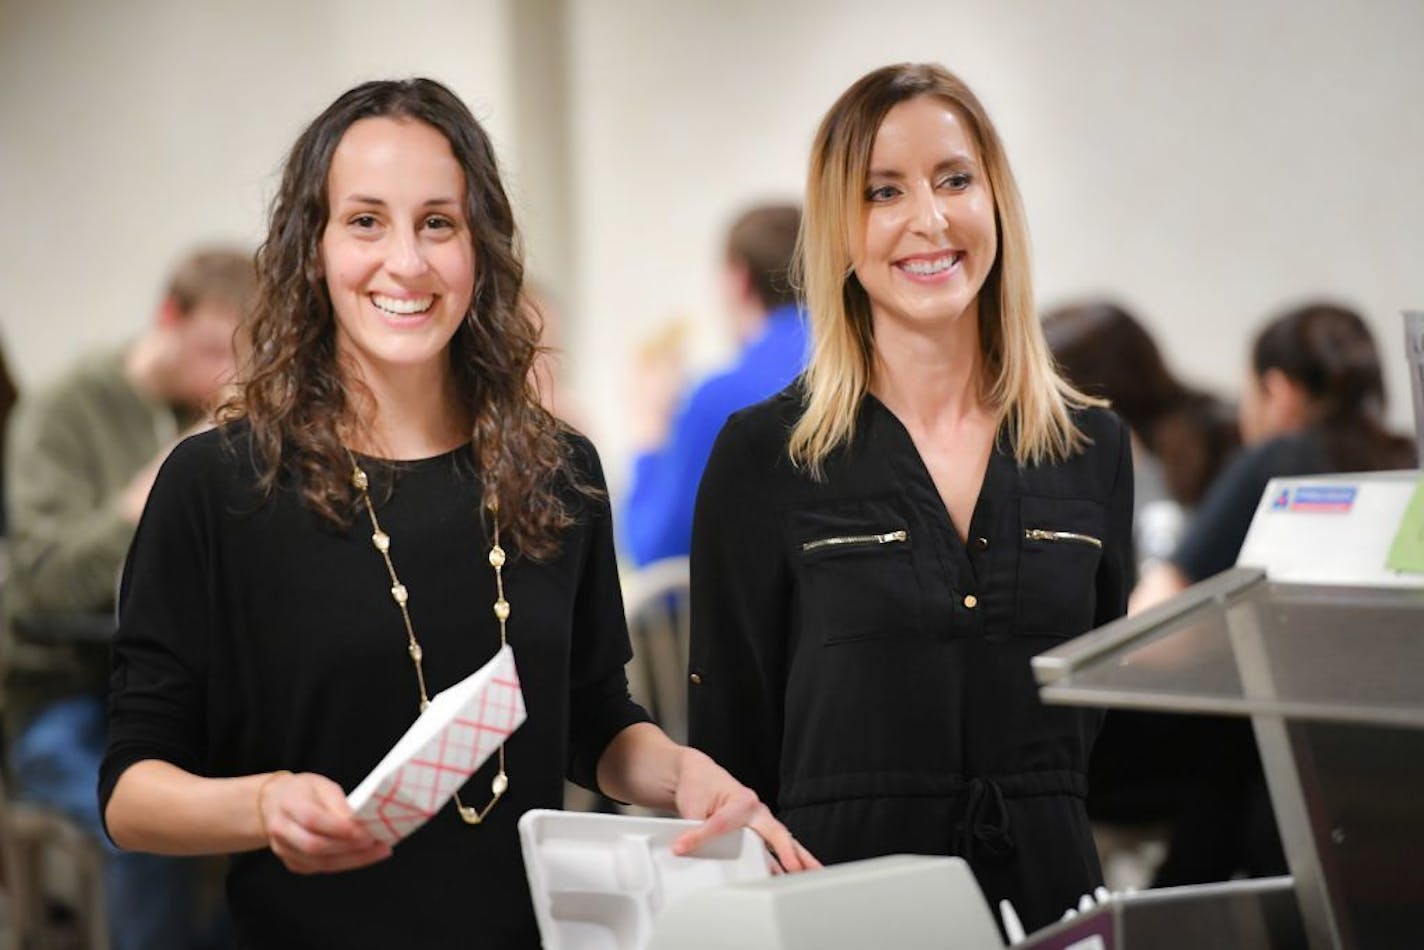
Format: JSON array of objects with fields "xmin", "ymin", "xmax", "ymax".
[
  {"xmin": 670, "ymin": 745, "xmax": 715, "ymax": 813},
  {"xmin": 254, "ymin": 770, "xmax": 291, "ymax": 841}
]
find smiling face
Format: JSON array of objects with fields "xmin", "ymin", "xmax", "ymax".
[
  {"xmin": 852, "ymin": 96, "xmax": 998, "ymax": 338},
  {"xmin": 320, "ymin": 116, "xmax": 474, "ymax": 385}
]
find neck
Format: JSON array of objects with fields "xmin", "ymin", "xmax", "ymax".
[
  {"xmin": 869, "ymin": 302, "xmax": 987, "ymax": 434},
  {"xmin": 342, "ymin": 357, "xmax": 469, "ymax": 460}
]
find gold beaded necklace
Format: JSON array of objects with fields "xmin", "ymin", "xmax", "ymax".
[{"xmin": 349, "ymin": 456, "xmax": 511, "ymax": 825}]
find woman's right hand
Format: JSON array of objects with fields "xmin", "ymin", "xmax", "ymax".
[{"xmin": 257, "ymin": 771, "xmax": 392, "ymax": 874}]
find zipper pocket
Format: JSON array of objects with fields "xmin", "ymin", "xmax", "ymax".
[
  {"xmin": 801, "ymin": 529, "xmax": 908, "ymax": 553},
  {"xmin": 1024, "ymin": 528, "xmax": 1102, "ymax": 549}
]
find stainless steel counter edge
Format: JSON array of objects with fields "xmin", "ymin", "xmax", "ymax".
[{"xmin": 1030, "ymin": 566, "xmax": 1267, "ymax": 686}]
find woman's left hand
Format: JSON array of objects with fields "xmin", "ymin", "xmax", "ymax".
[{"xmin": 670, "ymin": 747, "xmax": 822, "ymax": 873}]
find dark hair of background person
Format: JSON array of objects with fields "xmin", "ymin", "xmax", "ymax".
[
  {"xmin": 726, "ymin": 204, "xmax": 802, "ymax": 311},
  {"xmin": 1042, "ymin": 301, "xmax": 1239, "ymax": 506},
  {"xmin": 227, "ymin": 77, "xmax": 581, "ymax": 560},
  {"xmin": 1252, "ymin": 301, "xmax": 1416, "ymax": 471}
]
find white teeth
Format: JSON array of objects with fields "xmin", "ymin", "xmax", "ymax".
[
  {"xmin": 371, "ymin": 294, "xmax": 434, "ymax": 315},
  {"xmin": 899, "ymin": 254, "xmax": 958, "ymax": 276}
]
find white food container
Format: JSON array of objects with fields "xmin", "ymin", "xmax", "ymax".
[{"xmin": 518, "ymin": 809, "xmax": 771, "ymax": 950}]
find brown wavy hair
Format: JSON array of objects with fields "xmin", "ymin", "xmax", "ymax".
[
  {"xmin": 1043, "ymin": 300, "xmax": 1240, "ymax": 506},
  {"xmin": 225, "ymin": 78, "xmax": 579, "ymax": 559}
]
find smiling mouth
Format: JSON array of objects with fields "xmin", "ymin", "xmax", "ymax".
[
  {"xmin": 895, "ymin": 252, "xmax": 963, "ymax": 278},
  {"xmin": 370, "ymin": 293, "xmax": 435, "ymax": 316}
]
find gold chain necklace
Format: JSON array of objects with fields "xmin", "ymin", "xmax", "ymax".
[{"xmin": 349, "ymin": 457, "xmax": 511, "ymax": 825}]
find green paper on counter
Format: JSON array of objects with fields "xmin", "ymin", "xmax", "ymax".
[{"xmin": 1386, "ymin": 476, "xmax": 1424, "ymax": 573}]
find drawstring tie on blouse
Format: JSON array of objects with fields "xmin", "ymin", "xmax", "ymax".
[{"xmin": 954, "ymin": 776, "xmax": 1015, "ymax": 862}]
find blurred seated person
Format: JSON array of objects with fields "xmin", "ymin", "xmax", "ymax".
[
  {"xmin": 1044, "ymin": 301, "xmax": 1239, "ymax": 574},
  {"xmin": 3, "ymin": 246, "xmax": 254, "ymax": 950},
  {"xmin": 622, "ymin": 204, "xmax": 807, "ymax": 567},
  {"xmin": 1134, "ymin": 301, "xmax": 1415, "ymax": 610},
  {"xmin": 1132, "ymin": 301, "xmax": 1415, "ymax": 886}
]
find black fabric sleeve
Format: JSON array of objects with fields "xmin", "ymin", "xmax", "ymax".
[
  {"xmin": 1095, "ymin": 415, "xmax": 1136, "ymax": 628},
  {"xmin": 97, "ymin": 436, "xmax": 215, "ymax": 840},
  {"xmin": 1170, "ymin": 445, "xmax": 1268, "ymax": 583},
  {"xmin": 686, "ymin": 418, "xmax": 788, "ymax": 808},
  {"xmin": 564, "ymin": 439, "xmax": 652, "ymax": 792}
]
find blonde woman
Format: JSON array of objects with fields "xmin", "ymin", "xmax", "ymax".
[{"xmin": 688, "ymin": 63, "xmax": 1133, "ymax": 932}]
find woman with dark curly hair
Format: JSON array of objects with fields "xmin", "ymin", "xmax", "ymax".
[{"xmin": 99, "ymin": 78, "xmax": 810, "ymax": 948}]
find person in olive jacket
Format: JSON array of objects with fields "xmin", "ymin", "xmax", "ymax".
[{"xmin": 689, "ymin": 63, "xmax": 1133, "ymax": 934}]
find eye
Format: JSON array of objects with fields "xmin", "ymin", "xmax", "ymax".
[
  {"xmin": 865, "ymin": 184, "xmax": 901, "ymax": 202},
  {"xmin": 939, "ymin": 172, "xmax": 973, "ymax": 191},
  {"xmin": 349, "ymin": 213, "xmax": 380, "ymax": 231},
  {"xmin": 423, "ymin": 214, "xmax": 457, "ymax": 232}
]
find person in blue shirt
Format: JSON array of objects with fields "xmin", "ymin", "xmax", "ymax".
[{"xmin": 622, "ymin": 204, "xmax": 808, "ymax": 566}]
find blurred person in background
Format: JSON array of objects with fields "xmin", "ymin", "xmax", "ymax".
[
  {"xmin": 3, "ymin": 246, "xmax": 254, "ymax": 950},
  {"xmin": 689, "ymin": 64, "xmax": 1133, "ymax": 933},
  {"xmin": 622, "ymin": 203, "xmax": 807, "ymax": 567},
  {"xmin": 1043, "ymin": 301, "xmax": 1239, "ymax": 575},
  {"xmin": 1134, "ymin": 301, "xmax": 1415, "ymax": 610},
  {"xmin": 1042, "ymin": 301, "xmax": 1241, "ymax": 886},
  {"xmin": 1132, "ymin": 301, "xmax": 1415, "ymax": 886}
]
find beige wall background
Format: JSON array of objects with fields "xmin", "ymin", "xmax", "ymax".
[{"xmin": 3, "ymin": 0, "xmax": 1421, "ymax": 491}]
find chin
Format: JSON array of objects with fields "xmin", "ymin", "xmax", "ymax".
[{"xmin": 900, "ymin": 299, "xmax": 975, "ymax": 326}]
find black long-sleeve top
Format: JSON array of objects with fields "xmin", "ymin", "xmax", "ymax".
[
  {"xmin": 688, "ymin": 389, "xmax": 1133, "ymax": 933},
  {"xmin": 99, "ymin": 424, "xmax": 648, "ymax": 949}
]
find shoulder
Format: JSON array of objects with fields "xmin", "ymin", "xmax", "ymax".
[
  {"xmin": 1072, "ymin": 404, "xmax": 1130, "ymax": 482},
  {"xmin": 1197, "ymin": 433, "xmax": 1326, "ymax": 515},
  {"xmin": 1018, "ymin": 405, "xmax": 1129, "ymax": 502},
  {"xmin": 1203, "ymin": 431, "xmax": 1317, "ymax": 494},
  {"xmin": 1247, "ymin": 431, "xmax": 1327, "ymax": 475},
  {"xmin": 557, "ymin": 429, "xmax": 617, "ymax": 528},
  {"xmin": 1073, "ymin": 404, "xmax": 1129, "ymax": 451},
  {"xmin": 559, "ymin": 427, "xmax": 607, "ymax": 487},
  {"xmin": 13, "ymin": 349, "xmax": 130, "ymax": 431},
  {"xmin": 718, "ymin": 384, "xmax": 803, "ymax": 459},
  {"xmin": 692, "ymin": 384, "xmax": 803, "ymax": 489},
  {"xmin": 154, "ymin": 421, "xmax": 262, "ymax": 504}
]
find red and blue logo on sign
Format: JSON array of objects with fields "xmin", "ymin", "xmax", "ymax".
[{"xmin": 1279, "ymin": 485, "xmax": 1358, "ymax": 514}]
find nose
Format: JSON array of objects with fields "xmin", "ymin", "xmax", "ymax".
[
  {"xmin": 385, "ymin": 225, "xmax": 430, "ymax": 279},
  {"xmin": 908, "ymin": 182, "xmax": 948, "ymax": 236}
]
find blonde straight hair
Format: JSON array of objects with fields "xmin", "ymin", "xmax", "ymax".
[{"xmin": 789, "ymin": 63, "xmax": 1102, "ymax": 476}]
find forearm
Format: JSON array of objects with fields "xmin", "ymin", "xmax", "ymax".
[
  {"xmin": 1128, "ymin": 562, "xmax": 1189, "ymax": 615},
  {"xmin": 597, "ymin": 722, "xmax": 813, "ymax": 871},
  {"xmin": 595, "ymin": 721, "xmax": 689, "ymax": 811},
  {"xmin": 106, "ymin": 759, "xmax": 275, "ymax": 855}
]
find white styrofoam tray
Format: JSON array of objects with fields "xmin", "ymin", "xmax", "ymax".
[{"xmin": 518, "ymin": 809, "xmax": 771, "ymax": 950}]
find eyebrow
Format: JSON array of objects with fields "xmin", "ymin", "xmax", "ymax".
[
  {"xmin": 866, "ymin": 155, "xmax": 978, "ymax": 179},
  {"xmin": 340, "ymin": 194, "xmax": 462, "ymax": 207}
]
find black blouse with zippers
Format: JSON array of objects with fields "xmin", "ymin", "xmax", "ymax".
[{"xmin": 688, "ymin": 387, "xmax": 1133, "ymax": 934}]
